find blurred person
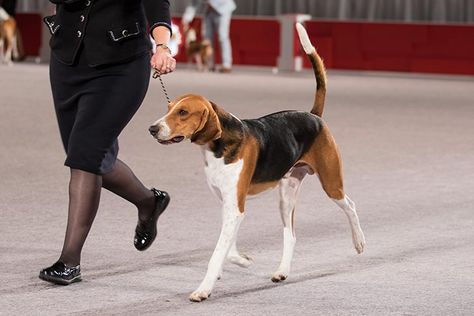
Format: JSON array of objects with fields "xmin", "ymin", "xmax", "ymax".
[
  {"xmin": 38, "ymin": 0, "xmax": 176, "ymax": 285},
  {"xmin": 184, "ymin": 0, "xmax": 236, "ymax": 73}
]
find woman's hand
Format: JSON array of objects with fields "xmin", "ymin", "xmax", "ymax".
[{"xmin": 151, "ymin": 45, "xmax": 176, "ymax": 75}]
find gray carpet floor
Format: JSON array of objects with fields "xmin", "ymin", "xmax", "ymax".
[{"xmin": 0, "ymin": 63, "xmax": 473, "ymax": 315}]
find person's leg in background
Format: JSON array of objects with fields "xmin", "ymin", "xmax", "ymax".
[
  {"xmin": 217, "ymin": 12, "xmax": 233, "ymax": 72},
  {"xmin": 203, "ymin": 8, "xmax": 217, "ymax": 71}
]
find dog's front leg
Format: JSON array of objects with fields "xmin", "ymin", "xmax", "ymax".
[{"xmin": 189, "ymin": 204, "xmax": 244, "ymax": 302}]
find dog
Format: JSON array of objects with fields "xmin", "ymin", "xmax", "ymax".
[
  {"xmin": 149, "ymin": 23, "xmax": 366, "ymax": 302},
  {"xmin": 183, "ymin": 25, "xmax": 213, "ymax": 72},
  {"xmin": 0, "ymin": 7, "xmax": 19, "ymax": 65}
]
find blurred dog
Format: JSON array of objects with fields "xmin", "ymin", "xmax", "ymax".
[
  {"xmin": 0, "ymin": 7, "xmax": 19, "ymax": 65},
  {"xmin": 183, "ymin": 25, "xmax": 213, "ymax": 72}
]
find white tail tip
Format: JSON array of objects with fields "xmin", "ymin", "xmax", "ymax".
[{"xmin": 296, "ymin": 22, "xmax": 315, "ymax": 55}]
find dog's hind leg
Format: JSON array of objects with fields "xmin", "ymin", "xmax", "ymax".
[
  {"xmin": 217, "ymin": 240, "xmax": 251, "ymax": 280},
  {"xmin": 216, "ymin": 241, "xmax": 252, "ymax": 281},
  {"xmin": 227, "ymin": 240, "xmax": 252, "ymax": 268},
  {"xmin": 271, "ymin": 167, "xmax": 307, "ymax": 282},
  {"xmin": 312, "ymin": 129, "xmax": 365, "ymax": 254},
  {"xmin": 333, "ymin": 195, "xmax": 365, "ymax": 254}
]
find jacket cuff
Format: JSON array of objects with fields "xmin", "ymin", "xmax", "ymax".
[{"xmin": 150, "ymin": 22, "xmax": 172, "ymax": 37}]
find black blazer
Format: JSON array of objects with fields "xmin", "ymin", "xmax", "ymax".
[{"xmin": 44, "ymin": 0, "xmax": 171, "ymax": 66}]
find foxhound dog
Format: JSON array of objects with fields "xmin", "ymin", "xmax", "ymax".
[{"xmin": 149, "ymin": 23, "xmax": 366, "ymax": 302}]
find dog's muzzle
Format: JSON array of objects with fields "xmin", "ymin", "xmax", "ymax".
[
  {"xmin": 149, "ymin": 124, "xmax": 184, "ymax": 145},
  {"xmin": 149, "ymin": 125, "xmax": 159, "ymax": 137}
]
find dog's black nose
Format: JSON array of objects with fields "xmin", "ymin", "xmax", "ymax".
[{"xmin": 149, "ymin": 125, "xmax": 159, "ymax": 136}]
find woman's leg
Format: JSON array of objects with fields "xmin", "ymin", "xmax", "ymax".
[
  {"xmin": 59, "ymin": 169, "xmax": 102, "ymax": 266},
  {"xmin": 58, "ymin": 160, "xmax": 157, "ymax": 267},
  {"xmin": 102, "ymin": 159, "xmax": 156, "ymax": 222}
]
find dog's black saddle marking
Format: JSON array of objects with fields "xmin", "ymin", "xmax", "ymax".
[{"xmin": 243, "ymin": 111, "xmax": 323, "ymax": 183}]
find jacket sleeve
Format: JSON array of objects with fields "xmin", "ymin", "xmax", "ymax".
[{"xmin": 143, "ymin": 0, "xmax": 172, "ymax": 37}]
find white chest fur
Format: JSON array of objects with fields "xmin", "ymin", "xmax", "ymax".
[{"xmin": 201, "ymin": 147, "xmax": 243, "ymax": 204}]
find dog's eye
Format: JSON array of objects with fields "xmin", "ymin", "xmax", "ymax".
[{"xmin": 178, "ymin": 109, "xmax": 188, "ymax": 116}]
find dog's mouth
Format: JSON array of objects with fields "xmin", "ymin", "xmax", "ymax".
[{"xmin": 156, "ymin": 136, "xmax": 185, "ymax": 145}]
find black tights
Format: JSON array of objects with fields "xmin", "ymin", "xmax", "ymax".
[{"xmin": 59, "ymin": 159, "xmax": 155, "ymax": 266}]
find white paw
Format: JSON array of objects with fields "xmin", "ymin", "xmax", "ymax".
[
  {"xmin": 227, "ymin": 253, "xmax": 252, "ymax": 268},
  {"xmin": 271, "ymin": 271, "xmax": 288, "ymax": 283},
  {"xmin": 189, "ymin": 289, "xmax": 211, "ymax": 302},
  {"xmin": 353, "ymin": 230, "xmax": 366, "ymax": 254}
]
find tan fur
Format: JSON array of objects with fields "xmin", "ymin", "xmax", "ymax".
[
  {"xmin": 247, "ymin": 181, "xmax": 279, "ymax": 196},
  {"xmin": 300, "ymin": 125, "xmax": 345, "ymax": 200},
  {"xmin": 234, "ymin": 136, "xmax": 262, "ymax": 212},
  {"xmin": 309, "ymin": 51, "xmax": 327, "ymax": 117},
  {"xmin": 163, "ymin": 95, "xmax": 222, "ymax": 144}
]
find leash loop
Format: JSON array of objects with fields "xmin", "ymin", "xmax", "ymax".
[{"xmin": 153, "ymin": 70, "xmax": 171, "ymax": 105}]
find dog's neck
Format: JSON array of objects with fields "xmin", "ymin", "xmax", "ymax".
[{"xmin": 205, "ymin": 103, "xmax": 245, "ymax": 164}]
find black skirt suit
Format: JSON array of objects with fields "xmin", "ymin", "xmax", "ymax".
[{"xmin": 44, "ymin": 0, "xmax": 171, "ymax": 174}]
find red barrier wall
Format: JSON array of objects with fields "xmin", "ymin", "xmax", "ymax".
[
  {"xmin": 303, "ymin": 20, "xmax": 474, "ymax": 75},
  {"xmin": 14, "ymin": 14, "xmax": 474, "ymax": 75},
  {"xmin": 15, "ymin": 13, "xmax": 42, "ymax": 56}
]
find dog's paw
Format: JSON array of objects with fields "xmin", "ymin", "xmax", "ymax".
[
  {"xmin": 189, "ymin": 290, "xmax": 211, "ymax": 302},
  {"xmin": 271, "ymin": 272, "xmax": 288, "ymax": 283},
  {"xmin": 227, "ymin": 253, "xmax": 253, "ymax": 268},
  {"xmin": 353, "ymin": 230, "xmax": 366, "ymax": 254}
]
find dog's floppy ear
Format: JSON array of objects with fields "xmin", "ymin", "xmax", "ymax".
[{"xmin": 191, "ymin": 102, "xmax": 222, "ymax": 145}]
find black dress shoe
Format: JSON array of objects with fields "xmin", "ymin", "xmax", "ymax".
[
  {"xmin": 134, "ymin": 188, "xmax": 170, "ymax": 251},
  {"xmin": 39, "ymin": 261, "xmax": 81, "ymax": 285}
]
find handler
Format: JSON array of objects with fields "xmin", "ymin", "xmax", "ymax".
[{"xmin": 39, "ymin": 0, "xmax": 176, "ymax": 285}]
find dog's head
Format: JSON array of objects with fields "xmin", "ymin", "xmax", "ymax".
[{"xmin": 149, "ymin": 94, "xmax": 222, "ymax": 145}]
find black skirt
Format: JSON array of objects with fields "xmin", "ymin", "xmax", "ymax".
[{"xmin": 49, "ymin": 47, "xmax": 151, "ymax": 174}]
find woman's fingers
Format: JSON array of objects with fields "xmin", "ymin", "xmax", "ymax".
[{"xmin": 151, "ymin": 52, "xmax": 176, "ymax": 75}]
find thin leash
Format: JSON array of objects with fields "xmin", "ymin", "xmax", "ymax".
[{"xmin": 153, "ymin": 70, "xmax": 171, "ymax": 105}]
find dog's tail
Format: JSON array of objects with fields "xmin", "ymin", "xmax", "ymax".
[{"xmin": 296, "ymin": 23, "xmax": 327, "ymax": 117}]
